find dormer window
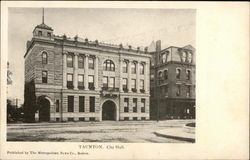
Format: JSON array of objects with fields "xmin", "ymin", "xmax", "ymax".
[
  {"xmin": 38, "ymin": 31, "xmax": 42, "ymax": 36},
  {"xmin": 47, "ymin": 32, "xmax": 51, "ymax": 38}
]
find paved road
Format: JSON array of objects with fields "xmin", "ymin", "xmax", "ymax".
[{"xmin": 7, "ymin": 120, "xmax": 195, "ymax": 143}]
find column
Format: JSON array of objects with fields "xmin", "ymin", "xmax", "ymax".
[
  {"xmin": 128, "ymin": 60, "xmax": 131, "ymax": 92},
  {"xmin": 73, "ymin": 53, "xmax": 78, "ymax": 90},
  {"xmin": 119, "ymin": 59, "xmax": 123, "ymax": 92},
  {"xmin": 136, "ymin": 61, "xmax": 140, "ymax": 93},
  {"xmin": 84, "ymin": 54, "xmax": 89, "ymax": 90},
  {"xmin": 144, "ymin": 62, "xmax": 148, "ymax": 93},
  {"xmin": 62, "ymin": 51, "xmax": 67, "ymax": 89},
  {"xmin": 94, "ymin": 56, "xmax": 99, "ymax": 90}
]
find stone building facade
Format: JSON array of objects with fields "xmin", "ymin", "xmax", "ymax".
[
  {"xmin": 150, "ymin": 40, "xmax": 196, "ymax": 120},
  {"xmin": 24, "ymin": 22, "xmax": 150, "ymax": 122}
]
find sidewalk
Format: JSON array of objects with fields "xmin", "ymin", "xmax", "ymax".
[{"xmin": 154, "ymin": 126, "xmax": 195, "ymax": 143}]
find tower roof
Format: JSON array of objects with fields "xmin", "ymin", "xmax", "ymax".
[{"xmin": 35, "ymin": 23, "xmax": 53, "ymax": 31}]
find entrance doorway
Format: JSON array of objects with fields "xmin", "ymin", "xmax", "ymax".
[
  {"xmin": 102, "ymin": 100, "xmax": 116, "ymax": 120},
  {"xmin": 38, "ymin": 98, "xmax": 50, "ymax": 122}
]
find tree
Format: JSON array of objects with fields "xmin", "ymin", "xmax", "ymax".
[
  {"xmin": 7, "ymin": 62, "xmax": 12, "ymax": 85},
  {"xmin": 24, "ymin": 80, "xmax": 38, "ymax": 122}
]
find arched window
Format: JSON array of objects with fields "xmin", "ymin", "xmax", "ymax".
[
  {"xmin": 103, "ymin": 59, "xmax": 115, "ymax": 71},
  {"xmin": 139, "ymin": 63, "xmax": 144, "ymax": 75},
  {"xmin": 67, "ymin": 54, "xmax": 73, "ymax": 67},
  {"xmin": 164, "ymin": 70, "xmax": 168, "ymax": 79},
  {"xmin": 123, "ymin": 61, "xmax": 128, "ymax": 73},
  {"xmin": 78, "ymin": 56, "xmax": 84, "ymax": 68},
  {"xmin": 42, "ymin": 51, "xmax": 48, "ymax": 64},
  {"xmin": 158, "ymin": 71, "xmax": 163, "ymax": 79},
  {"xmin": 176, "ymin": 68, "xmax": 181, "ymax": 79},
  {"xmin": 131, "ymin": 62, "xmax": 136, "ymax": 74}
]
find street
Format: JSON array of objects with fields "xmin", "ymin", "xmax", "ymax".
[{"xmin": 7, "ymin": 120, "xmax": 194, "ymax": 143}]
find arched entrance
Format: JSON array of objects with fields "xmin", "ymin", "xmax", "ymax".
[
  {"xmin": 102, "ymin": 100, "xmax": 116, "ymax": 120},
  {"xmin": 38, "ymin": 97, "xmax": 50, "ymax": 122}
]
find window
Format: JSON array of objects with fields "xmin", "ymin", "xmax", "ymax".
[
  {"xmin": 79, "ymin": 118, "xmax": 85, "ymax": 121},
  {"xmin": 162, "ymin": 53, "xmax": 166, "ymax": 63},
  {"xmin": 133, "ymin": 98, "xmax": 137, "ymax": 113},
  {"xmin": 103, "ymin": 59, "xmax": 115, "ymax": 71},
  {"xmin": 68, "ymin": 118, "xmax": 74, "ymax": 122},
  {"xmin": 38, "ymin": 31, "xmax": 42, "ymax": 36},
  {"xmin": 151, "ymin": 59, "xmax": 155, "ymax": 66},
  {"xmin": 123, "ymin": 61, "xmax": 128, "ymax": 73},
  {"xmin": 42, "ymin": 51, "xmax": 48, "ymax": 64},
  {"xmin": 78, "ymin": 56, "xmax": 84, "ymax": 68},
  {"xmin": 56, "ymin": 100, "xmax": 59, "ymax": 112},
  {"xmin": 165, "ymin": 85, "xmax": 169, "ymax": 97},
  {"xmin": 68, "ymin": 96, "xmax": 74, "ymax": 112},
  {"xmin": 103, "ymin": 76, "xmax": 108, "ymax": 88},
  {"xmin": 42, "ymin": 71, "xmax": 48, "ymax": 83},
  {"xmin": 67, "ymin": 54, "xmax": 73, "ymax": 67},
  {"xmin": 133, "ymin": 117, "xmax": 138, "ymax": 120},
  {"xmin": 140, "ymin": 80, "xmax": 144, "ymax": 92},
  {"xmin": 186, "ymin": 85, "xmax": 191, "ymax": 97},
  {"xmin": 141, "ymin": 99, "xmax": 145, "ymax": 113},
  {"xmin": 122, "ymin": 78, "xmax": 128, "ymax": 91},
  {"xmin": 88, "ymin": 57, "xmax": 94, "ymax": 69},
  {"xmin": 131, "ymin": 62, "xmax": 136, "ymax": 74},
  {"xmin": 88, "ymin": 75, "xmax": 94, "ymax": 90},
  {"xmin": 90, "ymin": 96, "xmax": 95, "ymax": 112},
  {"xmin": 67, "ymin": 74, "xmax": 73, "ymax": 89},
  {"xmin": 79, "ymin": 96, "xmax": 85, "ymax": 112},
  {"xmin": 47, "ymin": 32, "xmax": 51, "ymax": 38},
  {"xmin": 158, "ymin": 71, "xmax": 163, "ymax": 84},
  {"xmin": 176, "ymin": 68, "xmax": 181, "ymax": 79},
  {"xmin": 139, "ymin": 63, "xmax": 144, "ymax": 75},
  {"xmin": 124, "ymin": 117, "xmax": 129, "ymax": 120},
  {"xmin": 164, "ymin": 70, "xmax": 168, "ymax": 79},
  {"xmin": 158, "ymin": 71, "xmax": 163, "ymax": 79},
  {"xmin": 131, "ymin": 79, "xmax": 136, "ymax": 92},
  {"xmin": 187, "ymin": 52, "xmax": 192, "ymax": 63},
  {"xmin": 150, "ymin": 73, "xmax": 154, "ymax": 80},
  {"xmin": 78, "ymin": 75, "xmax": 84, "ymax": 89},
  {"xmin": 182, "ymin": 52, "xmax": 187, "ymax": 62},
  {"xmin": 124, "ymin": 98, "xmax": 129, "ymax": 112},
  {"xmin": 186, "ymin": 70, "xmax": 191, "ymax": 80},
  {"xmin": 176, "ymin": 85, "xmax": 181, "ymax": 96},
  {"xmin": 109, "ymin": 77, "xmax": 115, "ymax": 88}
]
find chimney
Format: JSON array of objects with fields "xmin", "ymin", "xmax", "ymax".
[{"xmin": 156, "ymin": 40, "xmax": 161, "ymax": 52}]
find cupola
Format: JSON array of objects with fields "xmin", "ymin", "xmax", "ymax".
[{"xmin": 33, "ymin": 8, "xmax": 54, "ymax": 40}]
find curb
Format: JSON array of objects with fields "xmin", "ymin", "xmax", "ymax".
[{"xmin": 154, "ymin": 132, "xmax": 195, "ymax": 143}]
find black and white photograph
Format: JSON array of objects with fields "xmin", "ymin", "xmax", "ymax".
[
  {"xmin": 1, "ymin": 2, "xmax": 249, "ymax": 160},
  {"xmin": 6, "ymin": 7, "xmax": 196, "ymax": 143}
]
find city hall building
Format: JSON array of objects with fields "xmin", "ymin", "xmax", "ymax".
[
  {"xmin": 24, "ymin": 21, "xmax": 150, "ymax": 122},
  {"xmin": 149, "ymin": 41, "xmax": 196, "ymax": 120}
]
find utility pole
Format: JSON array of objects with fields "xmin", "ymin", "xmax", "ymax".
[
  {"xmin": 155, "ymin": 67, "xmax": 159, "ymax": 122},
  {"xmin": 155, "ymin": 40, "xmax": 161, "ymax": 122},
  {"xmin": 16, "ymin": 98, "xmax": 18, "ymax": 109}
]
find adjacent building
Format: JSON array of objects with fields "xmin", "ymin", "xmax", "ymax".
[
  {"xmin": 24, "ymin": 21, "xmax": 151, "ymax": 122},
  {"xmin": 150, "ymin": 40, "xmax": 196, "ymax": 120}
]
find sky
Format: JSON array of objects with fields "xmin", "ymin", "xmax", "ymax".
[{"xmin": 7, "ymin": 8, "xmax": 195, "ymax": 103}]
